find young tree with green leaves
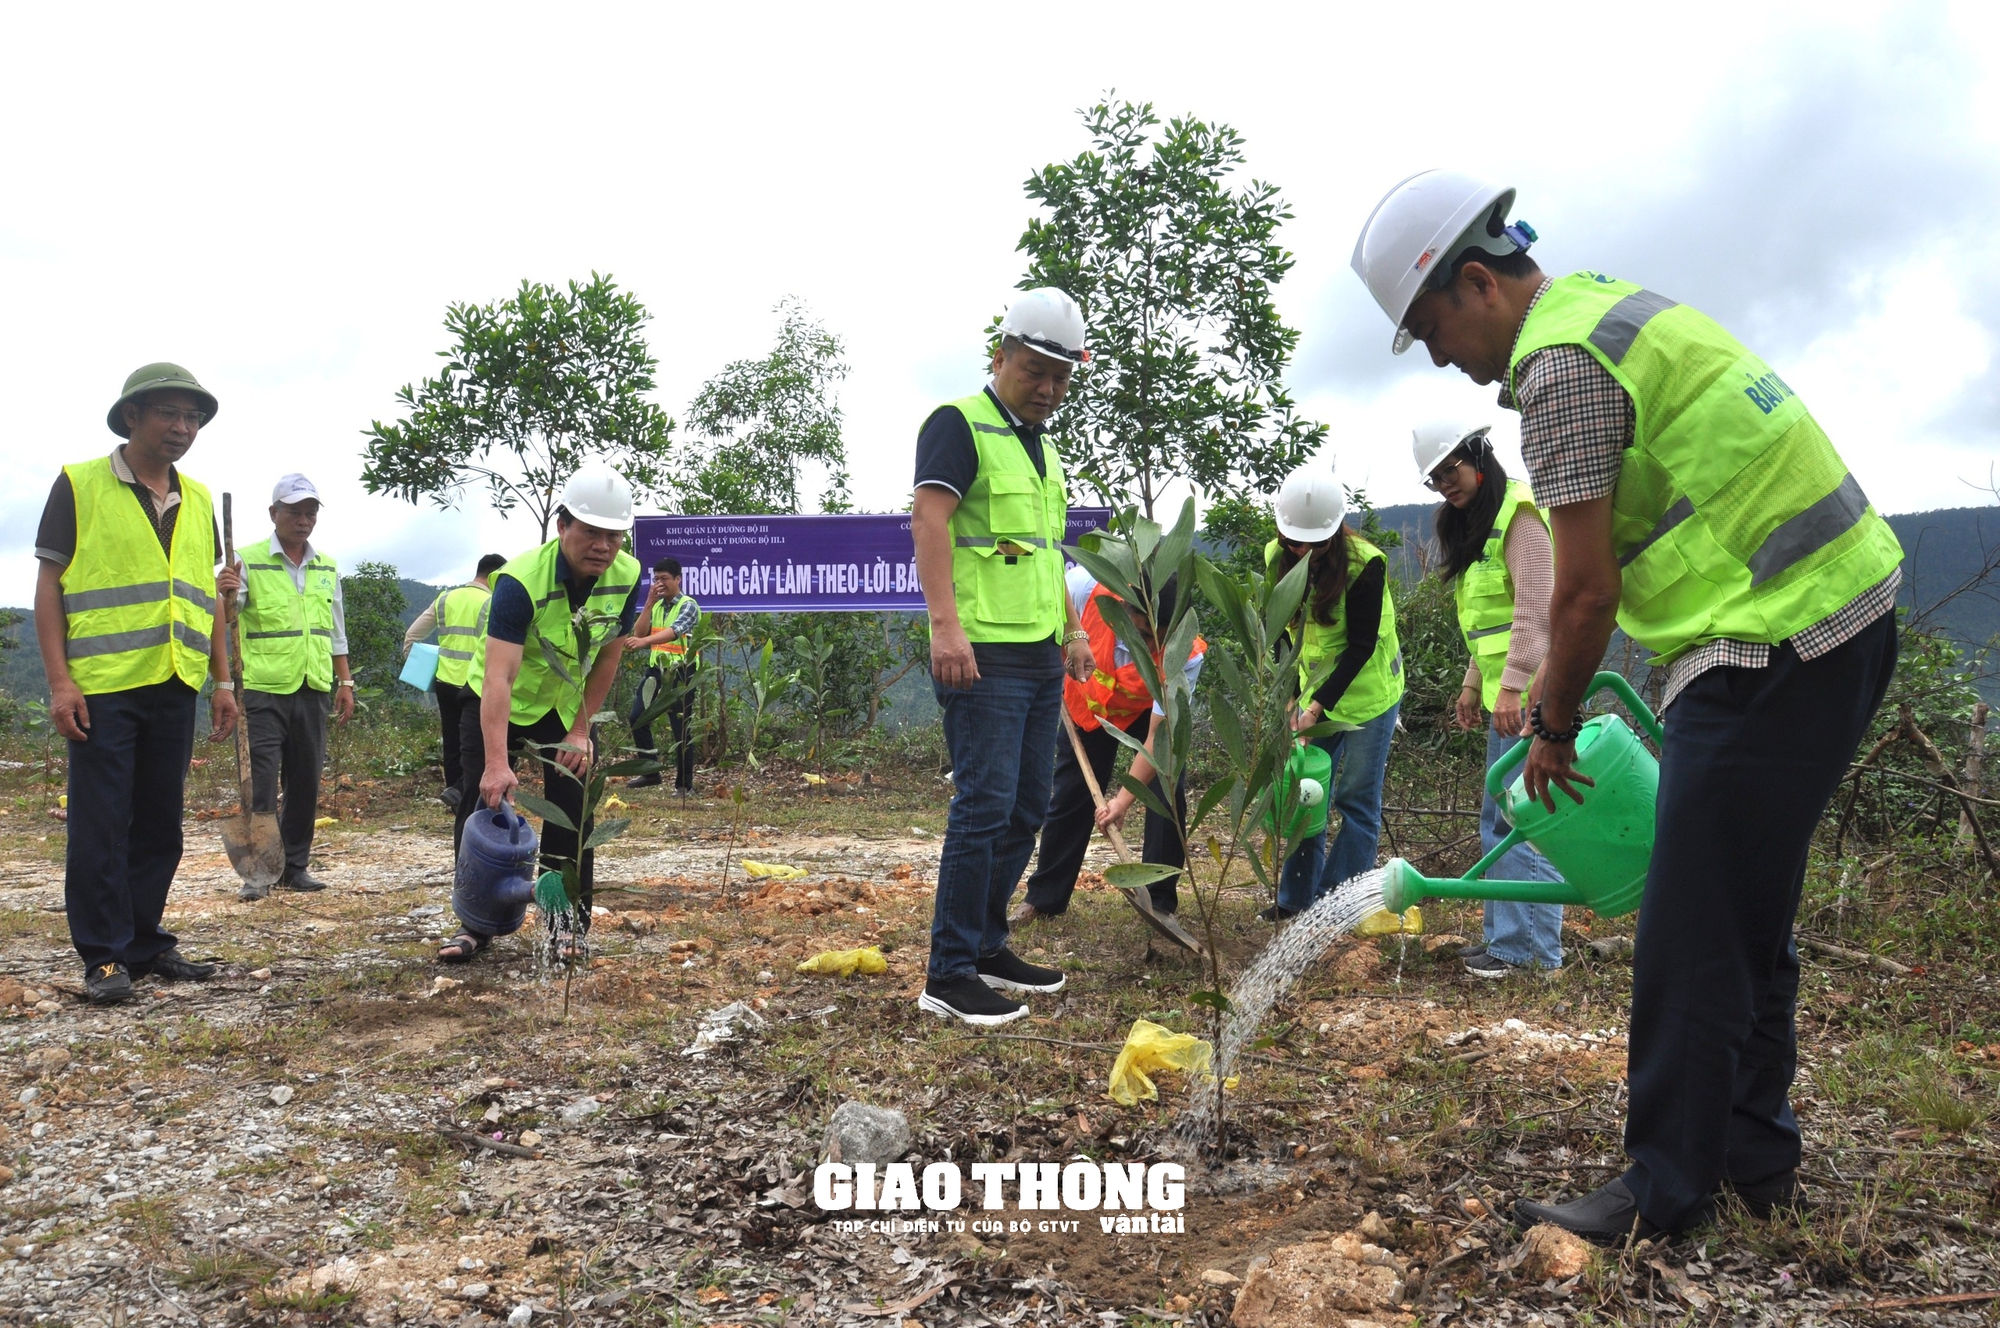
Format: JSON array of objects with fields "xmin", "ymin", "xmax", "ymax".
[
  {"xmin": 677, "ymin": 297, "xmax": 851, "ymax": 516},
  {"xmin": 338, "ymin": 562, "xmax": 409, "ymax": 697},
  {"xmin": 360, "ymin": 273, "xmax": 674, "ymax": 539},
  {"xmin": 1016, "ymin": 96, "xmax": 1325, "ymax": 516}
]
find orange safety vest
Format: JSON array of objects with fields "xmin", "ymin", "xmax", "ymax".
[{"xmin": 1063, "ymin": 585, "xmax": 1206, "ymax": 732}]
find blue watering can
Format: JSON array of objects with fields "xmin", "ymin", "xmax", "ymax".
[{"xmin": 453, "ymin": 801, "xmax": 540, "ymax": 937}]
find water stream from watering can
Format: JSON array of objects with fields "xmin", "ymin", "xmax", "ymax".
[{"xmin": 1174, "ymin": 867, "xmax": 1391, "ymax": 1156}]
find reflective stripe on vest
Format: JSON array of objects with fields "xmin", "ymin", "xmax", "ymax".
[
  {"xmin": 941, "ymin": 391, "xmax": 1068, "ymax": 644},
  {"xmin": 1266, "ymin": 534, "xmax": 1405, "ymax": 726},
  {"xmin": 433, "ymin": 582, "xmax": 492, "ymax": 687},
  {"xmin": 1452, "ymin": 479, "xmax": 1544, "ymax": 712},
  {"xmin": 1062, "ymin": 584, "xmax": 1206, "ymax": 733},
  {"xmin": 651, "ymin": 594, "xmax": 700, "ymax": 663},
  {"xmin": 468, "ymin": 540, "xmax": 639, "ymax": 730},
  {"xmin": 1509, "ymin": 273, "xmax": 1903, "ymax": 666},
  {"xmin": 240, "ymin": 543, "xmax": 338, "ymax": 694},
  {"xmin": 58, "ymin": 458, "xmax": 217, "ymax": 695}
]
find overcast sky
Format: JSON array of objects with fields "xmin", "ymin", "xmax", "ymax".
[{"xmin": 5, "ymin": 0, "xmax": 1995, "ymax": 605}]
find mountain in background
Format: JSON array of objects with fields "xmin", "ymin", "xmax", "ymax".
[{"xmin": 2, "ymin": 516, "xmax": 1993, "ymax": 703}]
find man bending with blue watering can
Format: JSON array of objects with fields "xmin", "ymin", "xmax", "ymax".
[{"xmin": 1354, "ymin": 171, "xmax": 1902, "ymax": 1241}]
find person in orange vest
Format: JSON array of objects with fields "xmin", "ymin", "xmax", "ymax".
[{"xmin": 1012, "ymin": 568, "xmax": 1205, "ymax": 923}]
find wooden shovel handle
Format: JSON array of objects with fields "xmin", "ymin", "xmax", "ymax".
[
  {"xmin": 1061, "ymin": 709, "xmax": 1131, "ymax": 863},
  {"xmin": 221, "ymin": 496, "xmax": 255, "ymax": 806}
]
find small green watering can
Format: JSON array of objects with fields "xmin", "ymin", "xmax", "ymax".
[
  {"xmin": 1267, "ymin": 742, "xmax": 1333, "ymax": 840},
  {"xmin": 1379, "ymin": 672, "xmax": 1664, "ymax": 919}
]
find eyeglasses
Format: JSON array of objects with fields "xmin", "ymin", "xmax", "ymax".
[
  {"xmin": 147, "ymin": 404, "xmax": 209, "ymax": 429},
  {"xmin": 1423, "ymin": 459, "xmax": 1472, "ymax": 492},
  {"xmin": 1279, "ymin": 535, "xmax": 1329, "ymax": 550}
]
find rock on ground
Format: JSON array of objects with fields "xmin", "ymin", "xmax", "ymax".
[
  {"xmin": 824, "ymin": 1100, "xmax": 912, "ymax": 1164},
  {"xmin": 1231, "ymin": 1228, "xmax": 1408, "ymax": 1327},
  {"xmin": 1516, "ymin": 1222, "xmax": 1593, "ymax": 1280}
]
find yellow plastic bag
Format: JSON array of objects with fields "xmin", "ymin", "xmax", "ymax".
[
  {"xmin": 1355, "ymin": 905, "xmax": 1423, "ymax": 937},
  {"xmin": 1108, "ymin": 1019, "xmax": 1225, "ymax": 1106},
  {"xmin": 743, "ymin": 860, "xmax": 807, "ymax": 880},
  {"xmin": 795, "ymin": 946, "xmax": 887, "ymax": 978},
  {"xmin": 602, "ymin": 794, "xmax": 629, "ymax": 811},
  {"xmin": 313, "ymin": 815, "xmax": 339, "ymax": 829}
]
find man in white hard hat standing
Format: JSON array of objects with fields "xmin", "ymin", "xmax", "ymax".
[
  {"xmin": 440, "ymin": 462, "xmax": 641, "ymax": 963},
  {"xmin": 234, "ymin": 474, "xmax": 354, "ymax": 900},
  {"xmin": 911, "ymin": 289, "xmax": 1097, "ymax": 1026},
  {"xmin": 1352, "ymin": 171, "xmax": 1903, "ymax": 1241}
]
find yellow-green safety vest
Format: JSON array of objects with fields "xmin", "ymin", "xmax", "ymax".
[
  {"xmin": 240, "ymin": 539, "xmax": 338, "ymax": 693},
  {"xmin": 432, "ymin": 582, "xmax": 491, "ymax": 688},
  {"xmin": 1509, "ymin": 273, "xmax": 1904, "ymax": 666},
  {"xmin": 1453, "ymin": 479, "xmax": 1545, "ymax": 712},
  {"xmin": 468, "ymin": 540, "xmax": 639, "ymax": 729},
  {"xmin": 944, "ymin": 391, "xmax": 1069, "ymax": 644},
  {"xmin": 58, "ymin": 457, "xmax": 217, "ymax": 696},
  {"xmin": 650, "ymin": 593, "xmax": 700, "ymax": 663},
  {"xmin": 1266, "ymin": 535, "xmax": 1405, "ymax": 726}
]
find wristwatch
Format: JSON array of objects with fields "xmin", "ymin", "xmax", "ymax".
[
  {"xmin": 212, "ymin": 679, "xmax": 234, "ymax": 692},
  {"xmin": 1062, "ymin": 630, "xmax": 1090, "ymax": 646},
  {"xmin": 338, "ymin": 679, "xmax": 356, "ymax": 689}
]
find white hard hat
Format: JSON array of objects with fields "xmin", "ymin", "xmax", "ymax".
[
  {"xmin": 1350, "ymin": 169, "xmax": 1534, "ymax": 355},
  {"xmin": 998, "ymin": 287, "xmax": 1090, "ymax": 365},
  {"xmin": 1273, "ymin": 465, "xmax": 1347, "ymax": 543},
  {"xmin": 1412, "ymin": 422, "xmax": 1493, "ymax": 481},
  {"xmin": 560, "ymin": 460, "xmax": 634, "ymax": 532}
]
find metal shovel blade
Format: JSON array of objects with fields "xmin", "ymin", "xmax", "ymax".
[
  {"xmin": 1117, "ymin": 887, "xmax": 1205, "ymax": 955},
  {"xmin": 221, "ymin": 811, "xmax": 286, "ymax": 888}
]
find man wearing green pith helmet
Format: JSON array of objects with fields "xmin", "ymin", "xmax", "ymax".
[{"xmin": 1352, "ymin": 170, "xmax": 1901, "ymax": 1242}]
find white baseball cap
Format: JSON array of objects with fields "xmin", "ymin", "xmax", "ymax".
[{"xmin": 272, "ymin": 473, "xmax": 323, "ymax": 505}]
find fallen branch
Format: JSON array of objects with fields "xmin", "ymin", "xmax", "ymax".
[
  {"xmin": 1851, "ymin": 765, "xmax": 2000, "ymax": 808},
  {"xmin": 1901, "ymin": 704, "xmax": 2000, "ymax": 879},
  {"xmin": 1888, "ymin": 1206, "xmax": 2000, "ymax": 1239},
  {"xmin": 1796, "ymin": 933, "xmax": 1911, "ymax": 976},
  {"xmin": 1820, "ymin": 1289, "xmax": 2000, "ymax": 1314},
  {"xmin": 440, "ymin": 1128, "xmax": 544, "ymax": 1160}
]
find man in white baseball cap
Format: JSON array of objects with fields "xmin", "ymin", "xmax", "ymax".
[{"xmin": 233, "ymin": 472, "xmax": 354, "ymax": 899}]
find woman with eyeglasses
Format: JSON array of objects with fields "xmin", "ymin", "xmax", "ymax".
[
  {"xmin": 1263, "ymin": 464, "xmax": 1405, "ymax": 921},
  {"xmin": 1417, "ymin": 422, "xmax": 1564, "ymax": 976}
]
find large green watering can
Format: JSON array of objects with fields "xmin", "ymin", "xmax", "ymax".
[{"xmin": 1379, "ymin": 672, "xmax": 1664, "ymax": 919}]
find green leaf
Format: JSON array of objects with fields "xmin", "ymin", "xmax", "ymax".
[
  {"xmin": 582, "ymin": 817, "xmax": 631, "ymax": 851},
  {"xmin": 1190, "ymin": 774, "xmax": 1237, "ymax": 833},
  {"xmin": 1189, "ymin": 989, "xmax": 1233, "ymax": 1014},
  {"xmin": 1105, "ymin": 861, "xmax": 1183, "ymax": 889},
  {"xmin": 512, "ymin": 790, "xmax": 576, "ymax": 832},
  {"xmin": 1116, "ymin": 771, "xmax": 1174, "ymax": 821}
]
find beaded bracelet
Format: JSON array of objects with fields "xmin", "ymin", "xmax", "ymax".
[{"xmin": 1529, "ymin": 701, "xmax": 1580, "ymax": 744}]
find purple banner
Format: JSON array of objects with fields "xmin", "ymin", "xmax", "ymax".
[{"xmin": 631, "ymin": 509, "xmax": 1115, "ymax": 612}]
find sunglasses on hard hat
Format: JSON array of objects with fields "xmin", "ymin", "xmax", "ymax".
[{"xmin": 1015, "ymin": 333, "xmax": 1090, "ymax": 364}]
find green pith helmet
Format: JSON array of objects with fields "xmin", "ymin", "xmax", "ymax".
[{"xmin": 107, "ymin": 362, "xmax": 219, "ymax": 438}]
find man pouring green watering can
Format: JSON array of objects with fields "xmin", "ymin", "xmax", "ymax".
[{"xmin": 1352, "ymin": 170, "xmax": 1902, "ymax": 1242}]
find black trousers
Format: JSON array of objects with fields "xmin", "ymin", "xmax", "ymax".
[
  {"xmin": 1622, "ymin": 612, "xmax": 1897, "ymax": 1230},
  {"xmin": 244, "ymin": 685, "xmax": 331, "ymax": 876},
  {"xmin": 434, "ymin": 680, "xmax": 469, "ymax": 794},
  {"xmin": 628, "ymin": 661, "xmax": 696, "ymax": 791},
  {"xmin": 1022, "ymin": 712, "xmax": 1184, "ymax": 915},
  {"xmin": 65, "ymin": 680, "xmax": 197, "ymax": 972},
  {"xmin": 452, "ymin": 702, "xmax": 596, "ymax": 936}
]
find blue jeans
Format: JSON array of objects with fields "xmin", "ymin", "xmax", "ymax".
[
  {"xmin": 929, "ymin": 672, "xmax": 1063, "ymax": 980},
  {"xmin": 1481, "ymin": 723, "xmax": 1565, "ymax": 968},
  {"xmin": 1277, "ymin": 701, "xmax": 1399, "ymax": 913}
]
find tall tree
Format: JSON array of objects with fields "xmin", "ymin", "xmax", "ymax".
[
  {"xmin": 1017, "ymin": 97, "xmax": 1324, "ymax": 516},
  {"xmin": 339, "ymin": 561, "xmax": 409, "ymax": 694},
  {"xmin": 361, "ymin": 273, "xmax": 674, "ymax": 539},
  {"xmin": 677, "ymin": 297, "xmax": 851, "ymax": 516}
]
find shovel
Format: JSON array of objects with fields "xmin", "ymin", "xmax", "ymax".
[
  {"xmin": 217, "ymin": 494, "xmax": 285, "ymax": 890},
  {"xmin": 1061, "ymin": 711, "xmax": 1204, "ymax": 956}
]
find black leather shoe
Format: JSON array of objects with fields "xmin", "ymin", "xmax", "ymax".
[
  {"xmin": 1257, "ymin": 903, "xmax": 1298, "ymax": 923},
  {"xmin": 439, "ymin": 786, "xmax": 462, "ymax": 810},
  {"xmin": 1727, "ymin": 1169, "xmax": 1801, "ymax": 1217},
  {"xmin": 150, "ymin": 949, "xmax": 218, "ymax": 982},
  {"xmin": 1514, "ymin": 1179, "xmax": 1679, "ymax": 1245},
  {"xmin": 626, "ymin": 774, "xmax": 662, "ymax": 789},
  {"xmin": 85, "ymin": 962, "xmax": 134, "ymax": 1006},
  {"xmin": 277, "ymin": 870, "xmax": 327, "ymax": 892}
]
